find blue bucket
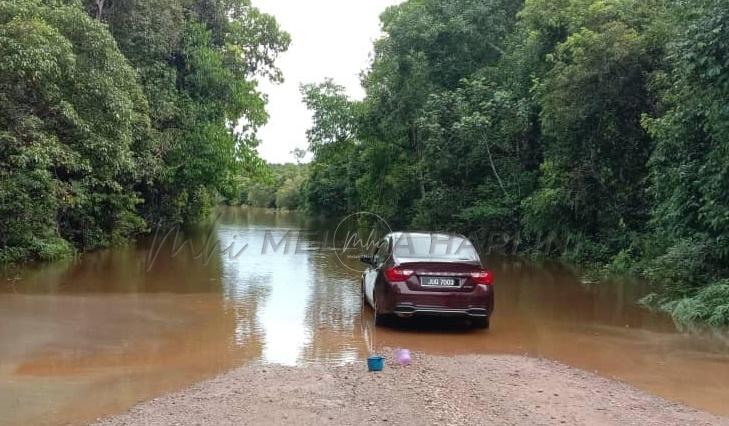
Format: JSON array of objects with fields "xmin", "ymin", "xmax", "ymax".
[{"xmin": 367, "ymin": 355, "xmax": 385, "ymax": 372}]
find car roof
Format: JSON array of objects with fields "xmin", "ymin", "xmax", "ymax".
[{"xmin": 386, "ymin": 231, "xmax": 469, "ymax": 241}]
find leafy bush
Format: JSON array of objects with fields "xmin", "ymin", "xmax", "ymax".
[
  {"xmin": 237, "ymin": 163, "xmax": 307, "ymax": 209},
  {"xmin": 661, "ymin": 281, "xmax": 729, "ymax": 327},
  {"xmin": 276, "ymin": 175, "xmax": 305, "ymax": 210},
  {"xmin": 246, "ymin": 183, "xmax": 276, "ymax": 208}
]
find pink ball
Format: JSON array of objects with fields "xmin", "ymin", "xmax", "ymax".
[{"xmin": 395, "ymin": 348, "xmax": 411, "ymax": 366}]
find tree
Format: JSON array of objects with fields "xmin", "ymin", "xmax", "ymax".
[
  {"xmin": 0, "ymin": 0, "xmax": 152, "ymax": 261},
  {"xmin": 0, "ymin": 0, "xmax": 289, "ymax": 263},
  {"xmin": 641, "ymin": 0, "xmax": 729, "ymax": 325},
  {"xmin": 91, "ymin": 0, "xmax": 290, "ymax": 226},
  {"xmin": 300, "ymin": 81, "xmax": 361, "ymax": 217},
  {"xmin": 355, "ymin": 0, "xmax": 523, "ymax": 225},
  {"xmin": 522, "ymin": 0, "xmax": 662, "ymax": 262}
]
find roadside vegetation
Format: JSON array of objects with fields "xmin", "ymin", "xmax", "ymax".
[
  {"xmin": 0, "ymin": 0, "xmax": 288, "ymax": 263},
  {"xmin": 234, "ymin": 162, "xmax": 307, "ymax": 209},
  {"xmin": 2, "ymin": 0, "xmax": 727, "ymax": 327},
  {"xmin": 299, "ymin": 0, "xmax": 729, "ymax": 327}
]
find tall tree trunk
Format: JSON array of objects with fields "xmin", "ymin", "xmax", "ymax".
[{"xmin": 95, "ymin": 0, "xmax": 105, "ymax": 20}]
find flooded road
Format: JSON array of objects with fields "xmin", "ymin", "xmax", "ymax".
[{"xmin": 1, "ymin": 207, "xmax": 728, "ymax": 425}]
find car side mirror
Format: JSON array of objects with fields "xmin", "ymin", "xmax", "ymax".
[{"xmin": 359, "ymin": 255, "xmax": 373, "ymax": 265}]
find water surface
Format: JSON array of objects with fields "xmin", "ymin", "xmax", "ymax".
[{"xmin": 1, "ymin": 207, "xmax": 728, "ymax": 425}]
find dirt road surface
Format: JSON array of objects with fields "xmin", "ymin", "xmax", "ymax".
[{"xmin": 95, "ymin": 354, "xmax": 726, "ymax": 425}]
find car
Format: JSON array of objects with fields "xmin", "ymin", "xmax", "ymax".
[{"xmin": 360, "ymin": 232, "xmax": 494, "ymax": 328}]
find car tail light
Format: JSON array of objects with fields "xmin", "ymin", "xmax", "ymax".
[
  {"xmin": 384, "ymin": 267, "xmax": 413, "ymax": 283},
  {"xmin": 471, "ymin": 270, "xmax": 493, "ymax": 285}
]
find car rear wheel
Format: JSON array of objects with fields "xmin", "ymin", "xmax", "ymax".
[
  {"xmin": 372, "ymin": 291, "xmax": 389, "ymax": 326},
  {"xmin": 472, "ymin": 317, "xmax": 489, "ymax": 329}
]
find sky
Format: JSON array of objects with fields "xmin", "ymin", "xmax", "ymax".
[{"xmin": 251, "ymin": 0, "xmax": 403, "ymax": 164}]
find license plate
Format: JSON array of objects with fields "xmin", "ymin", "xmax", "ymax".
[{"xmin": 421, "ymin": 276, "xmax": 458, "ymax": 287}]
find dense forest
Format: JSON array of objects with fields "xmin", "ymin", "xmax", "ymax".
[
  {"xmin": 300, "ymin": 0, "xmax": 729, "ymax": 326},
  {"xmin": 236, "ymin": 162, "xmax": 307, "ymax": 209},
  {"xmin": 0, "ymin": 0, "xmax": 288, "ymax": 261},
  {"xmin": 2, "ymin": 0, "xmax": 728, "ymax": 326}
]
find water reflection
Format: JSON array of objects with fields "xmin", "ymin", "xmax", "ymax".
[
  {"xmin": 1, "ymin": 207, "xmax": 728, "ymax": 426},
  {"xmin": 218, "ymin": 225, "xmax": 313, "ymax": 365}
]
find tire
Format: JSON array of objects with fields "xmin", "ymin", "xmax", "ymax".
[
  {"xmin": 372, "ymin": 291, "xmax": 389, "ymax": 326},
  {"xmin": 472, "ymin": 317, "xmax": 490, "ymax": 329}
]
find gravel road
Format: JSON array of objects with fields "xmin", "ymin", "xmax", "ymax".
[{"xmin": 94, "ymin": 354, "xmax": 726, "ymax": 425}]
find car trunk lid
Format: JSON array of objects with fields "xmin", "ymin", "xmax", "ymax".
[{"xmin": 396, "ymin": 261, "xmax": 482, "ymax": 292}]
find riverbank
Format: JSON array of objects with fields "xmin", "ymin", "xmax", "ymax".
[{"xmin": 94, "ymin": 353, "xmax": 726, "ymax": 425}]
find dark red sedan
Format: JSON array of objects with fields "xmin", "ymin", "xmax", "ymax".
[{"xmin": 360, "ymin": 232, "xmax": 494, "ymax": 328}]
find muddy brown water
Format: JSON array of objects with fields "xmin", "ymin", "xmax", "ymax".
[{"xmin": 1, "ymin": 207, "xmax": 728, "ymax": 425}]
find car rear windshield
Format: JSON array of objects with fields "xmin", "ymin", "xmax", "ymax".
[{"xmin": 392, "ymin": 234, "xmax": 479, "ymax": 262}]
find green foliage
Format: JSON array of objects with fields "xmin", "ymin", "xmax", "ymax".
[
  {"xmin": 300, "ymin": 82, "xmax": 362, "ymax": 217},
  {"xmin": 1, "ymin": 0, "xmax": 287, "ymax": 263},
  {"xmin": 301, "ymin": 80, "xmax": 358, "ymax": 154},
  {"xmin": 0, "ymin": 0, "xmax": 150, "ymax": 260},
  {"xmin": 643, "ymin": 0, "xmax": 729, "ymax": 257},
  {"xmin": 523, "ymin": 0, "xmax": 660, "ymax": 263},
  {"xmin": 237, "ymin": 163, "xmax": 307, "ymax": 210},
  {"xmin": 245, "ymin": 183, "xmax": 275, "ymax": 208},
  {"xmin": 638, "ymin": 0, "xmax": 729, "ymax": 324},
  {"xmin": 664, "ymin": 281, "xmax": 729, "ymax": 328},
  {"xmin": 4, "ymin": 0, "xmax": 729, "ymax": 326},
  {"xmin": 275, "ymin": 174, "xmax": 306, "ymax": 210},
  {"xmin": 300, "ymin": 0, "xmax": 729, "ymax": 326},
  {"xmin": 96, "ymin": 0, "xmax": 288, "ymax": 227},
  {"xmin": 414, "ymin": 76, "xmax": 537, "ymax": 240},
  {"xmin": 642, "ymin": 238, "xmax": 710, "ymax": 294}
]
